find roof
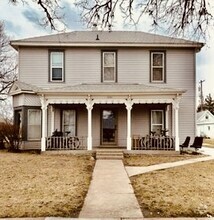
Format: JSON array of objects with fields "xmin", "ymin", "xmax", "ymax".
[
  {"xmin": 197, "ymin": 110, "xmax": 214, "ymax": 124},
  {"xmin": 9, "ymin": 81, "xmax": 186, "ymax": 96},
  {"xmin": 10, "ymin": 31, "xmax": 204, "ymax": 50}
]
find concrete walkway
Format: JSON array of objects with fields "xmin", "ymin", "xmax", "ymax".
[
  {"xmin": 126, "ymin": 146, "xmax": 214, "ymax": 177},
  {"xmin": 126, "ymin": 155, "xmax": 214, "ymax": 177},
  {"xmin": 79, "ymin": 160, "xmax": 143, "ymax": 218}
]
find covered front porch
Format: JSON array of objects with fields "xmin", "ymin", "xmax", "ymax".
[{"xmin": 39, "ymin": 84, "xmax": 184, "ymax": 151}]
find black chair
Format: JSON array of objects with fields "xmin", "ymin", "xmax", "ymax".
[
  {"xmin": 190, "ymin": 136, "xmax": 203, "ymax": 152},
  {"xmin": 179, "ymin": 136, "xmax": 190, "ymax": 154}
]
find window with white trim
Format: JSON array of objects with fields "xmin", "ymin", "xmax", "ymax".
[
  {"xmin": 28, "ymin": 109, "xmax": 41, "ymax": 140},
  {"xmin": 151, "ymin": 52, "xmax": 165, "ymax": 82},
  {"xmin": 62, "ymin": 110, "xmax": 76, "ymax": 136},
  {"xmin": 102, "ymin": 51, "xmax": 116, "ymax": 82},
  {"xmin": 50, "ymin": 51, "xmax": 64, "ymax": 81},
  {"xmin": 151, "ymin": 110, "xmax": 164, "ymax": 135}
]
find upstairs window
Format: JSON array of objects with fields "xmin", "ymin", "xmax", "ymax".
[
  {"xmin": 151, "ymin": 52, "xmax": 165, "ymax": 82},
  {"xmin": 151, "ymin": 110, "xmax": 164, "ymax": 135},
  {"xmin": 50, "ymin": 51, "xmax": 64, "ymax": 82},
  {"xmin": 102, "ymin": 51, "xmax": 116, "ymax": 82}
]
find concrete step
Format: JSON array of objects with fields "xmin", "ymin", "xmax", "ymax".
[{"xmin": 96, "ymin": 150, "xmax": 124, "ymax": 160}]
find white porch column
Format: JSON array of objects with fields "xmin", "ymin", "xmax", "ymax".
[
  {"xmin": 125, "ymin": 98, "xmax": 133, "ymax": 150},
  {"xmin": 173, "ymin": 98, "xmax": 180, "ymax": 151},
  {"xmin": 86, "ymin": 97, "xmax": 94, "ymax": 150},
  {"xmin": 165, "ymin": 105, "xmax": 169, "ymax": 132},
  {"xmin": 40, "ymin": 95, "xmax": 48, "ymax": 152},
  {"xmin": 50, "ymin": 105, "xmax": 55, "ymax": 134}
]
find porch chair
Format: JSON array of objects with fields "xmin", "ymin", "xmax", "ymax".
[
  {"xmin": 190, "ymin": 136, "xmax": 203, "ymax": 152},
  {"xmin": 179, "ymin": 136, "xmax": 190, "ymax": 154}
]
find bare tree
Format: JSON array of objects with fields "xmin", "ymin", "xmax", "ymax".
[
  {"xmin": 9, "ymin": 0, "xmax": 213, "ymax": 40},
  {"xmin": 0, "ymin": 22, "xmax": 17, "ymax": 101},
  {"xmin": 76, "ymin": 0, "xmax": 213, "ymax": 39}
]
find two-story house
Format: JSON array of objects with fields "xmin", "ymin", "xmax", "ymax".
[{"xmin": 9, "ymin": 31, "xmax": 203, "ymax": 151}]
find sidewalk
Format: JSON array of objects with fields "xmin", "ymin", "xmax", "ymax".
[
  {"xmin": 126, "ymin": 146, "xmax": 214, "ymax": 177},
  {"xmin": 79, "ymin": 160, "xmax": 143, "ymax": 218},
  {"xmin": 126, "ymin": 155, "xmax": 214, "ymax": 177}
]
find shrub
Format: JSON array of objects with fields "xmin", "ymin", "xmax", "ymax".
[{"xmin": 0, "ymin": 121, "xmax": 21, "ymax": 152}]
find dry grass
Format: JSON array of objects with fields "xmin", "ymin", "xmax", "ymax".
[
  {"xmin": 0, "ymin": 151, "xmax": 95, "ymax": 218},
  {"xmin": 131, "ymin": 160, "xmax": 214, "ymax": 217},
  {"xmin": 203, "ymin": 139, "xmax": 214, "ymax": 148},
  {"xmin": 124, "ymin": 154, "xmax": 203, "ymax": 166}
]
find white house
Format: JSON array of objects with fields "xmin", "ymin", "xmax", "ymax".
[
  {"xmin": 9, "ymin": 31, "xmax": 204, "ymax": 151},
  {"xmin": 197, "ymin": 110, "xmax": 214, "ymax": 138}
]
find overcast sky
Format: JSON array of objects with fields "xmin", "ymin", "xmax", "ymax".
[{"xmin": 0, "ymin": 0, "xmax": 213, "ymax": 101}]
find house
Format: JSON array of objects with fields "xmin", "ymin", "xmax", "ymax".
[
  {"xmin": 9, "ymin": 31, "xmax": 204, "ymax": 151},
  {"xmin": 197, "ymin": 110, "xmax": 214, "ymax": 138}
]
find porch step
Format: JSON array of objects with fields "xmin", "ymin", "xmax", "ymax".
[{"xmin": 96, "ymin": 149, "xmax": 124, "ymax": 160}]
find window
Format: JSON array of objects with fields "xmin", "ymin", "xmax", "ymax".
[
  {"xmin": 62, "ymin": 110, "xmax": 76, "ymax": 136},
  {"xmin": 151, "ymin": 110, "xmax": 164, "ymax": 134},
  {"xmin": 151, "ymin": 52, "xmax": 165, "ymax": 82},
  {"xmin": 50, "ymin": 51, "xmax": 64, "ymax": 81},
  {"xmin": 28, "ymin": 109, "xmax": 41, "ymax": 140},
  {"xmin": 102, "ymin": 51, "xmax": 116, "ymax": 82}
]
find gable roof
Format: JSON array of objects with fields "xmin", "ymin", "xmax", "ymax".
[
  {"xmin": 197, "ymin": 110, "xmax": 214, "ymax": 124},
  {"xmin": 10, "ymin": 31, "xmax": 204, "ymax": 50}
]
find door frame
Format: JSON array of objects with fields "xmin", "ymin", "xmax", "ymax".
[{"xmin": 100, "ymin": 108, "xmax": 118, "ymax": 145}]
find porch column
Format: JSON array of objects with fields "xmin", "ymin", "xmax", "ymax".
[
  {"xmin": 173, "ymin": 98, "xmax": 180, "ymax": 151},
  {"xmin": 40, "ymin": 95, "xmax": 48, "ymax": 152},
  {"xmin": 50, "ymin": 105, "xmax": 55, "ymax": 134},
  {"xmin": 125, "ymin": 98, "xmax": 133, "ymax": 150},
  {"xmin": 86, "ymin": 98, "xmax": 94, "ymax": 150}
]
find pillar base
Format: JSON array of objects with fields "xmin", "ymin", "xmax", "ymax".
[
  {"xmin": 41, "ymin": 137, "xmax": 46, "ymax": 152},
  {"xmin": 127, "ymin": 137, "xmax": 132, "ymax": 150}
]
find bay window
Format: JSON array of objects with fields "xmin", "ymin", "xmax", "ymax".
[{"xmin": 28, "ymin": 109, "xmax": 41, "ymax": 140}]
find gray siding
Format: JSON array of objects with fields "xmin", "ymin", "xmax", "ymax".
[{"xmin": 17, "ymin": 47, "xmax": 197, "ymax": 147}]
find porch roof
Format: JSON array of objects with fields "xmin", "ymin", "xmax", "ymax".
[
  {"xmin": 38, "ymin": 83, "xmax": 186, "ymax": 96},
  {"xmin": 10, "ymin": 81, "xmax": 186, "ymax": 96}
]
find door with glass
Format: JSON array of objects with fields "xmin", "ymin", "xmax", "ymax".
[{"xmin": 101, "ymin": 109, "xmax": 117, "ymax": 145}]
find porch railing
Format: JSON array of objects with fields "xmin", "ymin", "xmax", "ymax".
[
  {"xmin": 46, "ymin": 136, "xmax": 87, "ymax": 150},
  {"xmin": 132, "ymin": 135, "xmax": 175, "ymax": 150}
]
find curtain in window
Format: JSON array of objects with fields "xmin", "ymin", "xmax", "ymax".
[
  {"xmin": 51, "ymin": 52, "xmax": 63, "ymax": 80},
  {"xmin": 28, "ymin": 109, "xmax": 41, "ymax": 140},
  {"xmin": 63, "ymin": 110, "xmax": 76, "ymax": 136},
  {"xmin": 151, "ymin": 110, "xmax": 163, "ymax": 134},
  {"xmin": 103, "ymin": 52, "xmax": 115, "ymax": 81},
  {"xmin": 152, "ymin": 53, "xmax": 164, "ymax": 81}
]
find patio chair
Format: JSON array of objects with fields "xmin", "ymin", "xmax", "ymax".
[
  {"xmin": 179, "ymin": 136, "xmax": 190, "ymax": 154},
  {"xmin": 190, "ymin": 136, "xmax": 203, "ymax": 152}
]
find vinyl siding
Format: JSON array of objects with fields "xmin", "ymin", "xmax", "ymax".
[{"xmin": 17, "ymin": 46, "xmax": 197, "ymax": 148}]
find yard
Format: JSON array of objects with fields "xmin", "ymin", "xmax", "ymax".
[
  {"xmin": 125, "ymin": 154, "xmax": 214, "ymax": 217},
  {"xmin": 0, "ymin": 151, "xmax": 95, "ymax": 218}
]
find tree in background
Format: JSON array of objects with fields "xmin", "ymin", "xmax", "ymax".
[
  {"xmin": 197, "ymin": 93, "xmax": 214, "ymax": 114},
  {"xmin": 0, "ymin": 22, "xmax": 17, "ymax": 120},
  {"xmin": 9, "ymin": 0, "xmax": 213, "ymax": 40}
]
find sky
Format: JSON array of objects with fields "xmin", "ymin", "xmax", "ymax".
[{"xmin": 0, "ymin": 0, "xmax": 214, "ymax": 103}]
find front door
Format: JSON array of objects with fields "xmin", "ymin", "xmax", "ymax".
[{"xmin": 101, "ymin": 109, "xmax": 117, "ymax": 145}]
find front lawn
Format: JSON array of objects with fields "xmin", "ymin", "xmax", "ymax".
[
  {"xmin": 0, "ymin": 151, "xmax": 95, "ymax": 218},
  {"xmin": 129, "ymin": 155, "xmax": 214, "ymax": 217}
]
